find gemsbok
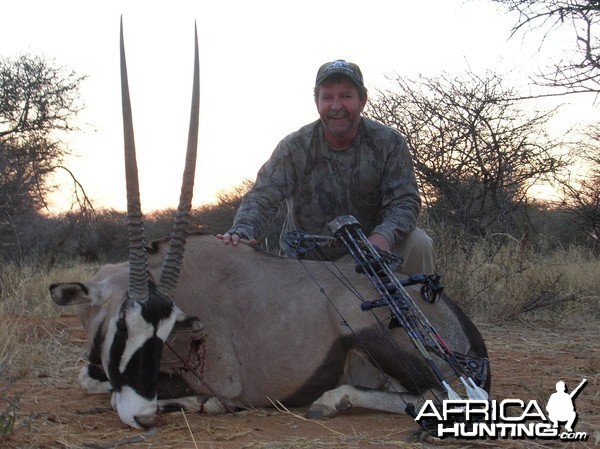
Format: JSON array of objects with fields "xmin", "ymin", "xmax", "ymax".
[{"xmin": 49, "ymin": 22, "xmax": 490, "ymax": 430}]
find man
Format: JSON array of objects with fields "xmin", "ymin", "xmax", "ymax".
[{"xmin": 218, "ymin": 60, "xmax": 435, "ymax": 275}]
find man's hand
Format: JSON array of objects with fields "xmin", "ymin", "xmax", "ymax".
[
  {"xmin": 368, "ymin": 232, "xmax": 390, "ymax": 252},
  {"xmin": 216, "ymin": 233, "xmax": 257, "ymax": 247}
]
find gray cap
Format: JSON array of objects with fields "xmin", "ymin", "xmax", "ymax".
[{"xmin": 315, "ymin": 60, "xmax": 364, "ymax": 87}]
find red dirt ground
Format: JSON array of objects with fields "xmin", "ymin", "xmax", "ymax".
[{"xmin": 1, "ymin": 316, "xmax": 598, "ymax": 448}]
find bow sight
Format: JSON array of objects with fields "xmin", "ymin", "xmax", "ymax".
[{"xmin": 284, "ymin": 215, "xmax": 489, "ymax": 407}]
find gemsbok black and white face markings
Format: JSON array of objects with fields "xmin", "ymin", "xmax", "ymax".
[
  {"xmin": 103, "ymin": 291, "xmax": 179, "ymax": 428},
  {"xmin": 50, "ymin": 21, "xmax": 490, "ymax": 431}
]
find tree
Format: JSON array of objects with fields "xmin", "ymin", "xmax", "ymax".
[
  {"xmin": 366, "ymin": 71, "xmax": 567, "ymax": 234},
  {"xmin": 492, "ymin": 0, "xmax": 600, "ymax": 94},
  {"xmin": 0, "ymin": 54, "xmax": 86, "ymax": 219},
  {"xmin": 560, "ymin": 125, "xmax": 600, "ymax": 247}
]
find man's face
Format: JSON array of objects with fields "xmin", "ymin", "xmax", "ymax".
[{"xmin": 316, "ymin": 78, "xmax": 367, "ymax": 146}]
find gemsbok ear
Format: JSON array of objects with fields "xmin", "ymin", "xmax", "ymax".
[
  {"xmin": 50, "ymin": 281, "xmax": 122, "ymax": 307},
  {"xmin": 171, "ymin": 306, "xmax": 203, "ymax": 334},
  {"xmin": 49, "ymin": 283, "xmax": 92, "ymax": 306}
]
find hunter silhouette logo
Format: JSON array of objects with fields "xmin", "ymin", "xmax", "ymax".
[
  {"xmin": 415, "ymin": 377, "xmax": 589, "ymax": 440},
  {"xmin": 546, "ymin": 379, "xmax": 587, "ymax": 433}
]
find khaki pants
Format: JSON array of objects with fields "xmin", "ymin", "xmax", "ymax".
[{"xmin": 393, "ymin": 227, "xmax": 436, "ymax": 275}]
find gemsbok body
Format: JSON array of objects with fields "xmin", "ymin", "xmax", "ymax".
[{"xmin": 49, "ymin": 22, "xmax": 490, "ymax": 430}]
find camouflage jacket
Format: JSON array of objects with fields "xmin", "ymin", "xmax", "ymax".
[{"xmin": 228, "ymin": 117, "xmax": 421, "ymax": 252}]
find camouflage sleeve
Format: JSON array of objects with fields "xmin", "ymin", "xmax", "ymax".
[
  {"xmin": 227, "ymin": 141, "xmax": 296, "ymax": 240},
  {"xmin": 371, "ymin": 135, "xmax": 421, "ymax": 248}
]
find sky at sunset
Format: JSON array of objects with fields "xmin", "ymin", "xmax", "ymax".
[{"xmin": 2, "ymin": 0, "xmax": 598, "ymax": 213}]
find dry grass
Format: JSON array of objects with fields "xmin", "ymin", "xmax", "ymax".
[
  {"xmin": 436, "ymin": 236, "xmax": 600, "ymax": 323},
  {"xmin": 0, "ymin": 262, "xmax": 97, "ymax": 441},
  {"xmin": 0, "ymin": 262, "xmax": 97, "ymax": 317},
  {"xmin": 0, "ymin": 262, "xmax": 96, "ymax": 376}
]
